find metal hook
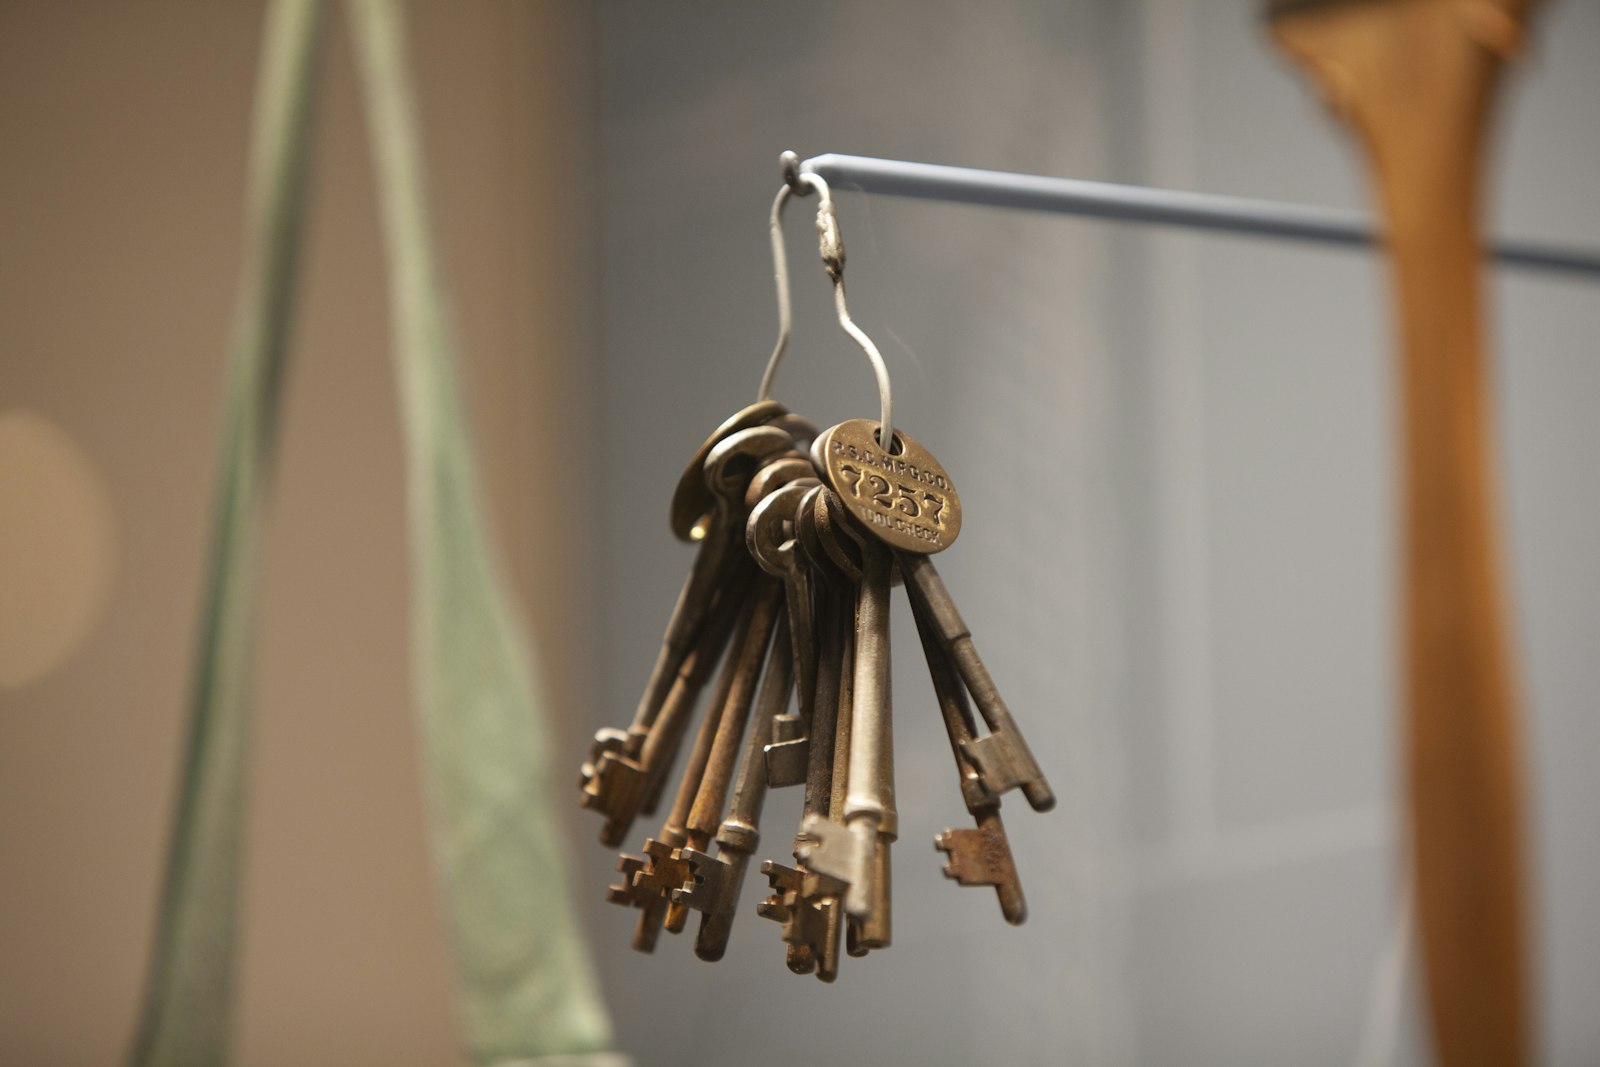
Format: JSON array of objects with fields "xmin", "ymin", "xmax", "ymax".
[
  {"xmin": 756, "ymin": 156, "xmax": 822, "ymax": 404},
  {"xmin": 757, "ymin": 151, "xmax": 894, "ymax": 450}
]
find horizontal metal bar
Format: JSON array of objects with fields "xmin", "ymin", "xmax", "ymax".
[{"xmin": 801, "ymin": 153, "xmax": 1600, "ymax": 280}]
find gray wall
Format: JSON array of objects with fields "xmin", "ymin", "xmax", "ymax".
[{"xmin": 587, "ymin": 2, "xmax": 1600, "ymax": 1064}]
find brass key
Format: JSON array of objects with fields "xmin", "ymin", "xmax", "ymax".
[
  {"xmin": 747, "ymin": 482, "xmax": 821, "ymax": 788},
  {"xmin": 796, "ymin": 500, "xmax": 894, "ymax": 948},
  {"xmin": 911, "ymin": 589, "xmax": 1027, "ymax": 925},
  {"xmin": 674, "ymin": 612, "xmax": 793, "ymax": 960},
  {"xmin": 898, "ymin": 550, "xmax": 1055, "ymax": 813},
  {"xmin": 663, "ymin": 574, "xmax": 783, "ymax": 933},
  {"xmin": 583, "ymin": 406, "xmax": 786, "ymax": 802},
  {"xmin": 759, "ymin": 484, "xmax": 848, "ymax": 979},
  {"xmin": 607, "ymin": 591, "xmax": 756, "ymax": 952},
  {"xmin": 580, "ymin": 427, "xmax": 792, "ymax": 844}
]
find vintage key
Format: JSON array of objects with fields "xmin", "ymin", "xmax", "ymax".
[
  {"xmin": 805, "ymin": 485, "xmax": 865, "ymax": 961},
  {"xmin": 584, "ymin": 557, "xmax": 752, "ymax": 848},
  {"xmin": 796, "ymin": 512, "xmax": 895, "ymax": 948},
  {"xmin": 669, "ymin": 399, "xmax": 787, "ymax": 543},
  {"xmin": 898, "ymin": 550, "xmax": 1055, "ymax": 813},
  {"xmin": 758, "ymin": 484, "xmax": 847, "ymax": 978},
  {"xmin": 606, "ymin": 591, "xmax": 757, "ymax": 952},
  {"xmin": 661, "ymin": 574, "xmax": 783, "ymax": 933},
  {"xmin": 766, "ymin": 412, "xmax": 819, "ymax": 454},
  {"xmin": 604, "ymin": 448, "xmax": 800, "ymax": 948},
  {"xmin": 580, "ymin": 427, "xmax": 791, "ymax": 844},
  {"xmin": 910, "ymin": 589, "xmax": 1027, "ymax": 925},
  {"xmin": 674, "ymin": 612, "xmax": 793, "ymax": 960},
  {"xmin": 747, "ymin": 482, "xmax": 821, "ymax": 789},
  {"xmin": 584, "ymin": 407, "xmax": 787, "ymax": 801},
  {"xmin": 614, "ymin": 582, "xmax": 771, "ymax": 950},
  {"xmin": 638, "ymin": 427, "xmax": 798, "ymax": 816}
]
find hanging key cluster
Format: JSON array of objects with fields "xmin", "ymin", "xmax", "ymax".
[{"xmin": 578, "ymin": 403, "xmax": 1054, "ymax": 979}]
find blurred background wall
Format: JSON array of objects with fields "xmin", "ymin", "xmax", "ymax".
[
  {"xmin": 0, "ymin": 3, "xmax": 595, "ymax": 1064},
  {"xmin": 1, "ymin": 2, "xmax": 1596, "ymax": 1065}
]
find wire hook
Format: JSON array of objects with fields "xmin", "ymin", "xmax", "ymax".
[
  {"xmin": 757, "ymin": 150, "xmax": 894, "ymax": 449},
  {"xmin": 755, "ymin": 152, "xmax": 822, "ymax": 404}
]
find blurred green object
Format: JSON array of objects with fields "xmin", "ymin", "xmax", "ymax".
[
  {"xmin": 346, "ymin": 1, "xmax": 616, "ymax": 1062},
  {"xmin": 129, "ymin": 3, "xmax": 325, "ymax": 1063},
  {"xmin": 131, "ymin": 1, "xmax": 617, "ymax": 1063}
]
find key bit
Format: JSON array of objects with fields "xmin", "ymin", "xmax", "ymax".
[
  {"xmin": 578, "ymin": 726, "xmax": 632, "ymax": 790},
  {"xmin": 794, "ymin": 814, "xmax": 872, "ymax": 915},
  {"xmin": 606, "ymin": 852, "xmax": 670, "ymax": 953},
  {"xmin": 934, "ymin": 808, "xmax": 1027, "ymax": 925},
  {"xmin": 961, "ymin": 732, "xmax": 1053, "ymax": 811},
  {"xmin": 899, "ymin": 550, "xmax": 1055, "ymax": 812},
  {"xmin": 758, "ymin": 861, "xmax": 838, "ymax": 980},
  {"xmin": 581, "ymin": 750, "xmax": 649, "ymax": 848},
  {"xmin": 627, "ymin": 837, "xmax": 697, "ymax": 942},
  {"xmin": 756, "ymin": 871, "xmax": 814, "ymax": 975},
  {"xmin": 672, "ymin": 845, "xmax": 753, "ymax": 962}
]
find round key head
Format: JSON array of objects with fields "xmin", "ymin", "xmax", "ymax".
[
  {"xmin": 793, "ymin": 484, "xmax": 832, "ymax": 575},
  {"xmin": 746, "ymin": 481, "xmax": 812, "ymax": 577},
  {"xmin": 810, "ymin": 486, "xmax": 864, "ymax": 584},
  {"xmin": 814, "ymin": 419, "xmax": 961, "ymax": 554},
  {"xmin": 744, "ymin": 455, "xmax": 816, "ymax": 511},
  {"xmin": 670, "ymin": 399, "xmax": 787, "ymax": 542},
  {"xmin": 703, "ymin": 425, "xmax": 795, "ymax": 506},
  {"xmin": 767, "ymin": 412, "xmax": 820, "ymax": 453}
]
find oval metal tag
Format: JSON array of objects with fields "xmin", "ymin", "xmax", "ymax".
[{"xmin": 818, "ymin": 419, "xmax": 961, "ymax": 553}]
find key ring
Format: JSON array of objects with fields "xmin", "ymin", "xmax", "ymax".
[{"xmin": 758, "ymin": 151, "xmax": 895, "ymax": 451}]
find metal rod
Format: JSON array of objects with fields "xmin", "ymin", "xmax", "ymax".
[{"xmin": 800, "ymin": 153, "xmax": 1600, "ymax": 280}]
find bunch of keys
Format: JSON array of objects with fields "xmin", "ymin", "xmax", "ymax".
[{"xmin": 579, "ymin": 153, "xmax": 1054, "ymax": 977}]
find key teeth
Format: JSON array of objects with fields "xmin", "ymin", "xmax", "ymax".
[
  {"xmin": 606, "ymin": 854, "xmax": 653, "ymax": 907},
  {"xmin": 670, "ymin": 848, "xmax": 725, "ymax": 911},
  {"xmin": 581, "ymin": 751, "xmax": 651, "ymax": 845},
  {"xmin": 932, "ymin": 830, "xmax": 963, "ymax": 882},
  {"xmin": 960, "ymin": 734, "xmax": 1053, "ymax": 811}
]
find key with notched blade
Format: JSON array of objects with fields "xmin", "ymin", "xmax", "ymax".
[
  {"xmin": 661, "ymin": 574, "xmax": 783, "ymax": 935},
  {"xmin": 897, "ymin": 550, "xmax": 1055, "ymax": 813},
  {"xmin": 759, "ymin": 486, "xmax": 848, "ymax": 978},
  {"xmin": 796, "ymin": 498, "xmax": 895, "ymax": 950},
  {"xmin": 581, "ymin": 426, "xmax": 793, "ymax": 845},
  {"xmin": 583, "ymin": 402, "xmax": 786, "ymax": 797},
  {"xmin": 674, "ymin": 609, "xmax": 793, "ymax": 960},
  {"xmin": 910, "ymin": 585, "xmax": 1027, "ymax": 925},
  {"xmin": 607, "ymin": 590, "xmax": 756, "ymax": 952}
]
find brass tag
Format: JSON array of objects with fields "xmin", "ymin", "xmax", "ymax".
[{"xmin": 817, "ymin": 419, "xmax": 960, "ymax": 554}]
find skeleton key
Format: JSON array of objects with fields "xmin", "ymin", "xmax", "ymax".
[
  {"xmin": 756, "ymin": 485, "xmax": 849, "ymax": 978},
  {"xmin": 910, "ymin": 589, "xmax": 1027, "ymax": 925},
  {"xmin": 898, "ymin": 550, "xmax": 1056, "ymax": 813},
  {"xmin": 584, "ymin": 555, "xmax": 752, "ymax": 848},
  {"xmin": 674, "ymin": 611, "xmax": 793, "ymax": 960},
  {"xmin": 586, "ymin": 409, "xmax": 788, "ymax": 793},
  {"xmin": 747, "ymin": 482, "xmax": 821, "ymax": 788},
  {"xmin": 580, "ymin": 428, "xmax": 793, "ymax": 844},
  {"xmin": 796, "ymin": 507, "xmax": 894, "ymax": 948},
  {"xmin": 663, "ymin": 574, "xmax": 783, "ymax": 933},
  {"xmin": 668, "ymin": 399, "xmax": 787, "ymax": 543},
  {"xmin": 640, "ymin": 427, "xmax": 797, "ymax": 817},
  {"xmin": 606, "ymin": 590, "xmax": 757, "ymax": 951}
]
